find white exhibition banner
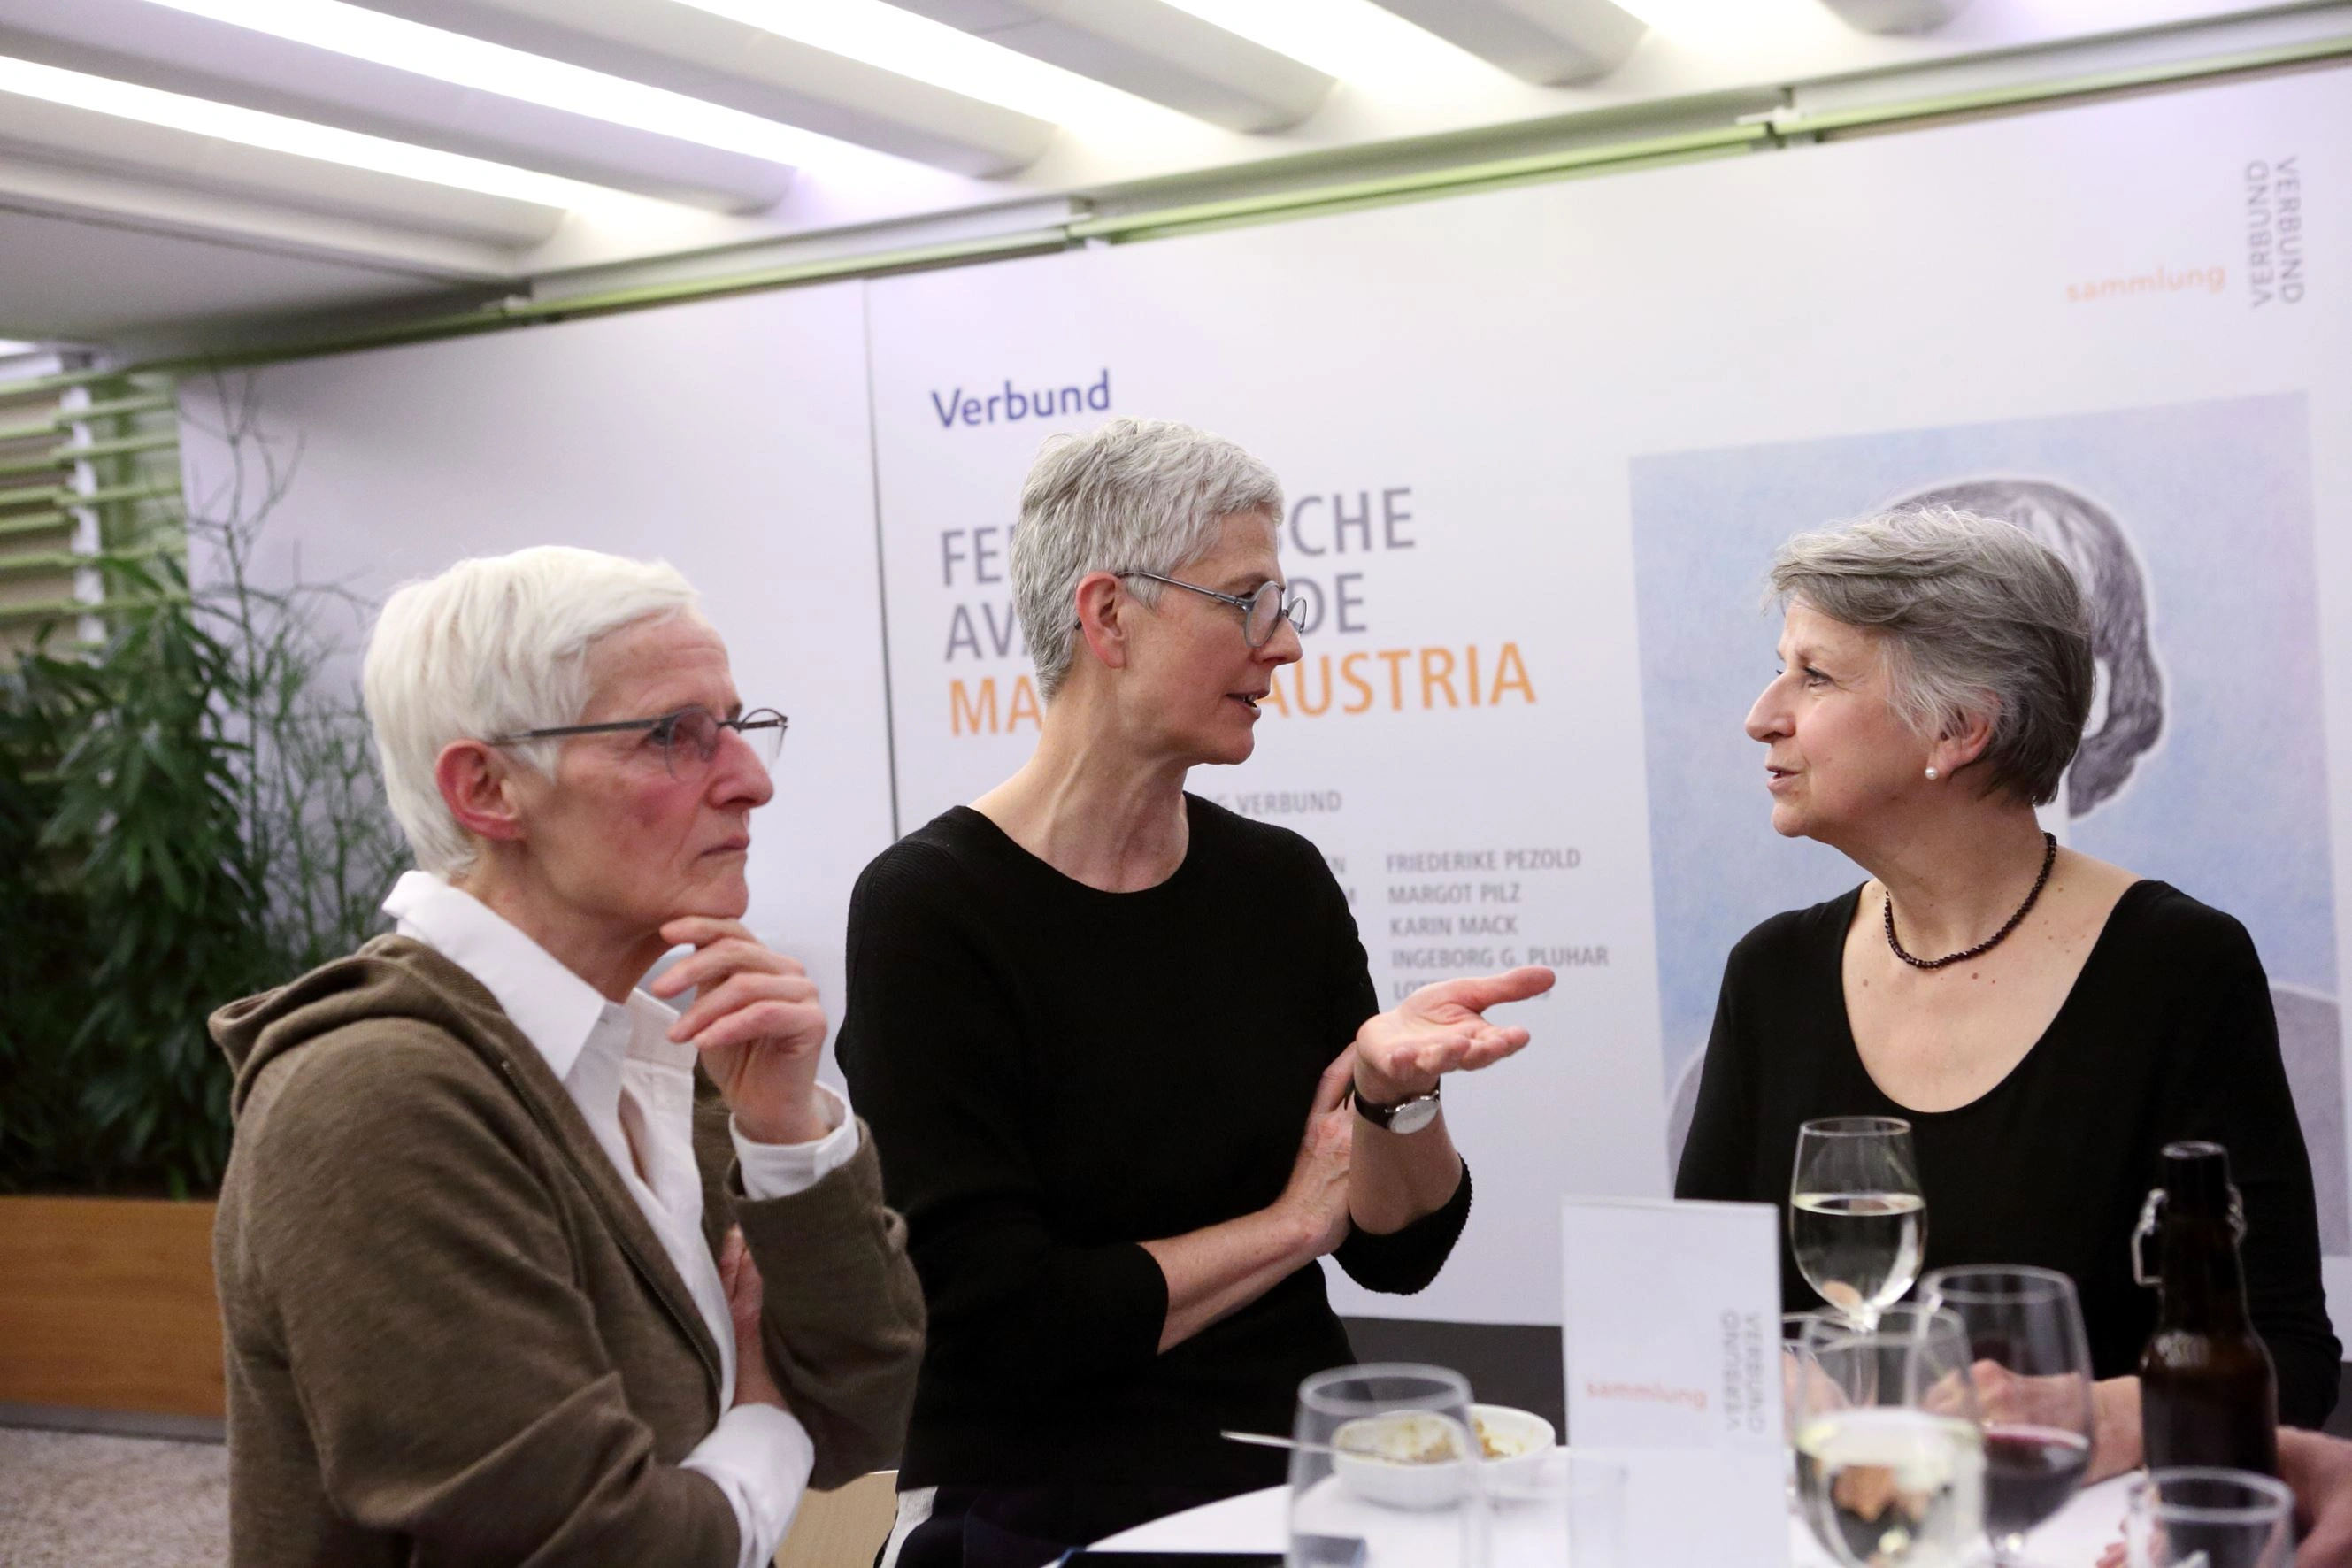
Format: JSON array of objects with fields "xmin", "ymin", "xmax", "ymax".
[
  {"xmin": 179, "ymin": 65, "xmax": 2352, "ymax": 1341},
  {"xmin": 864, "ymin": 68, "xmax": 2352, "ymax": 1329}
]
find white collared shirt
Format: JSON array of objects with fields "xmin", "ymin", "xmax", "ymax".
[{"xmin": 383, "ymin": 870, "xmax": 859, "ymax": 1568}]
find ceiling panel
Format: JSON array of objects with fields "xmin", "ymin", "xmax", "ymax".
[
  {"xmin": 349, "ymin": 0, "xmax": 1059, "ymax": 175},
  {"xmin": 0, "ymin": 0, "xmax": 796, "ymax": 211},
  {"xmin": 0, "ymin": 204, "xmax": 467, "ymax": 340}
]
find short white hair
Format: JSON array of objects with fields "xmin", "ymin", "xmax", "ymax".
[
  {"xmin": 1012, "ymin": 418, "xmax": 1284, "ymax": 699},
  {"xmin": 362, "ymin": 545, "xmax": 700, "ymax": 874}
]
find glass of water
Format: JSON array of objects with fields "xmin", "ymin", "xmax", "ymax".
[
  {"xmin": 1288, "ymin": 1364, "xmax": 1478, "ymax": 1568},
  {"xmin": 2125, "ymin": 1468, "xmax": 2294, "ymax": 1568},
  {"xmin": 1793, "ymin": 1305, "xmax": 1987, "ymax": 1568},
  {"xmin": 1792, "ymin": 1116, "xmax": 1927, "ymax": 1328}
]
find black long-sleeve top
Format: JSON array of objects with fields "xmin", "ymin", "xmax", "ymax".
[
  {"xmin": 837, "ymin": 796, "xmax": 1472, "ymax": 1492},
  {"xmin": 1675, "ymin": 880, "xmax": 2339, "ymax": 1426}
]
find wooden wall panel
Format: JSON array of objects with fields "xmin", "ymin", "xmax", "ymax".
[{"xmin": 0, "ymin": 1197, "xmax": 223, "ymax": 1418}]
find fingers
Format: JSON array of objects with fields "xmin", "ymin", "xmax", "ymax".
[
  {"xmin": 1412, "ymin": 965, "xmax": 1556, "ymax": 1014},
  {"xmin": 719, "ymin": 1226, "xmax": 743, "ymax": 1295},
  {"xmin": 1363, "ymin": 1024, "xmax": 1533, "ymax": 1083},
  {"xmin": 668, "ymin": 970, "xmax": 820, "ymax": 1042},
  {"xmin": 649, "ymin": 923, "xmax": 808, "ymax": 1000},
  {"xmin": 690, "ymin": 998, "xmax": 828, "ymax": 1057},
  {"xmin": 1312, "ymin": 1049, "xmax": 1357, "ymax": 1115}
]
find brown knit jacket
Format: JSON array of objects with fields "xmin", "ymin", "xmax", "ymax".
[{"xmin": 210, "ymin": 936, "xmax": 925, "ymax": 1568}]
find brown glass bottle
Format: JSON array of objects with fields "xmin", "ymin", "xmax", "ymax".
[{"xmin": 2136, "ymin": 1141, "xmax": 2279, "ymax": 1476}]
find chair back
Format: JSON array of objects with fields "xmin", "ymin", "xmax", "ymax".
[{"xmin": 775, "ymin": 1469, "xmax": 898, "ymax": 1568}]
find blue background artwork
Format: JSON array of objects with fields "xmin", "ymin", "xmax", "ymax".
[{"xmin": 1629, "ymin": 396, "xmax": 2340, "ymax": 1185}]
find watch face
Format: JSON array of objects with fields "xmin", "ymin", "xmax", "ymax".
[{"xmin": 1389, "ymin": 1095, "xmax": 1441, "ymax": 1134}]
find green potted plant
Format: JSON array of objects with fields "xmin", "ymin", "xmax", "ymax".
[{"xmin": 0, "ymin": 391, "xmax": 404, "ymax": 1419}]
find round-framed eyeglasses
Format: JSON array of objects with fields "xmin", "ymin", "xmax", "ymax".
[
  {"xmin": 1117, "ymin": 570, "xmax": 1306, "ymax": 649},
  {"xmin": 490, "ymin": 705, "xmax": 788, "ymax": 779}
]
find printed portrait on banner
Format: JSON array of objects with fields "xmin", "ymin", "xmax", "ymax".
[{"xmin": 1627, "ymin": 393, "xmax": 2347, "ymax": 1251}]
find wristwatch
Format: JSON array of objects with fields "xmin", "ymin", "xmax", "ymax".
[{"xmin": 1352, "ymin": 1080, "xmax": 1442, "ymax": 1134}]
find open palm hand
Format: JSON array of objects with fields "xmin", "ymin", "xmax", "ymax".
[{"xmin": 1352, "ymin": 965, "xmax": 1555, "ymax": 1101}]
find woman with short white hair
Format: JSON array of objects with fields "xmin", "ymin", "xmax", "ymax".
[
  {"xmin": 840, "ymin": 419, "xmax": 1553, "ymax": 1567},
  {"xmin": 1675, "ymin": 505, "xmax": 2337, "ymax": 1474},
  {"xmin": 210, "ymin": 545, "xmax": 922, "ymax": 1568}
]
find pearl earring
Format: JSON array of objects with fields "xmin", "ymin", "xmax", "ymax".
[{"xmin": 1925, "ymin": 766, "xmax": 1940, "ymax": 780}]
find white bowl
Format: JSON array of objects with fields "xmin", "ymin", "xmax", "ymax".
[
  {"xmin": 1326, "ymin": 1405, "xmax": 1558, "ymax": 1509},
  {"xmin": 1471, "ymin": 1403, "xmax": 1556, "ymax": 1495},
  {"xmin": 1331, "ymin": 1410, "xmax": 1477, "ymax": 1510}
]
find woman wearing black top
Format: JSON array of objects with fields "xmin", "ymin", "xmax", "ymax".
[
  {"xmin": 1675, "ymin": 505, "xmax": 2337, "ymax": 1478},
  {"xmin": 840, "ymin": 419, "xmax": 1554, "ymax": 1568}
]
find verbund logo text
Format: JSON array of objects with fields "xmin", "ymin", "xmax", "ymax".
[{"xmin": 930, "ymin": 370, "xmax": 1111, "ymax": 429}]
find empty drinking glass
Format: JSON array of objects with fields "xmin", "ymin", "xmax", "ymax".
[
  {"xmin": 1288, "ymin": 1363, "xmax": 1478, "ymax": 1567},
  {"xmin": 2125, "ymin": 1468, "xmax": 2294, "ymax": 1568},
  {"xmin": 1484, "ymin": 1449, "xmax": 1626, "ymax": 1567}
]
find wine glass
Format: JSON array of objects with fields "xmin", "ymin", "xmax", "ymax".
[
  {"xmin": 2125, "ymin": 1468, "xmax": 2294, "ymax": 1568},
  {"xmin": 1288, "ymin": 1363, "xmax": 1478, "ymax": 1567},
  {"xmin": 1792, "ymin": 1116, "xmax": 1927, "ymax": 1328},
  {"xmin": 1921, "ymin": 1266, "xmax": 2095, "ymax": 1567},
  {"xmin": 1793, "ymin": 1305, "xmax": 1987, "ymax": 1568},
  {"xmin": 1783, "ymin": 1311, "xmax": 1834, "ymax": 1510}
]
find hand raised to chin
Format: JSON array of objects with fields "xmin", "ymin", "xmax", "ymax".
[
  {"xmin": 1352, "ymin": 965, "xmax": 1556, "ymax": 1103},
  {"xmin": 651, "ymin": 916, "xmax": 830, "ymax": 1145}
]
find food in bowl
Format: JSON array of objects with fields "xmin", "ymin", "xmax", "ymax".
[
  {"xmin": 1471, "ymin": 1404, "xmax": 1557, "ymax": 1496},
  {"xmin": 1476, "ymin": 1414, "xmax": 1530, "ymax": 1459},
  {"xmin": 1326, "ymin": 1405, "xmax": 1558, "ymax": 1508},
  {"xmin": 1331, "ymin": 1412, "xmax": 1476, "ymax": 1509}
]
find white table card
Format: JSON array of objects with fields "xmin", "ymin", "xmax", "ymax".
[{"xmin": 1561, "ymin": 1196, "xmax": 1789, "ymax": 1567}]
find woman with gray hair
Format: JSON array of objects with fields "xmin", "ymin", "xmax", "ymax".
[
  {"xmin": 208, "ymin": 546, "xmax": 922, "ymax": 1567},
  {"xmin": 839, "ymin": 419, "xmax": 1553, "ymax": 1567},
  {"xmin": 1675, "ymin": 505, "xmax": 2337, "ymax": 1475}
]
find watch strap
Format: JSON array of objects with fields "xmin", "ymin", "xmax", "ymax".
[{"xmin": 1352, "ymin": 1080, "xmax": 1441, "ymax": 1131}]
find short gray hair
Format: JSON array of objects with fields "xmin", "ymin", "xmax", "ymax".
[
  {"xmin": 1012, "ymin": 418, "xmax": 1284, "ymax": 699},
  {"xmin": 363, "ymin": 545, "xmax": 701, "ymax": 875},
  {"xmin": 1769, "ymin": 505, "xmax": 2094, "ymax": 806}
]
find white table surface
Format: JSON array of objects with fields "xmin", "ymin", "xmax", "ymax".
[{"xmin": 1097, "ymin": 1457, "xmax": 2136, "ymax": 1566}]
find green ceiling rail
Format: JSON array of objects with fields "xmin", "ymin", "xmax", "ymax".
[
  {"xmin": 129, "ymin": 226, "xmax": 1074, "ymax": 377},
  {"xmin": 0, "ymin": 417, "xmax": 56, "ymax": 443},
  {"xmin": 0, "ymin": 29, "xmax": 2342, "ymax": 388},
  {"xmin": 1778, "ymin": 28, "xmax": 2352, "ymax": 137},
  {"xmin": 1066, "ymin": 121, "xmax": 1768, "ymax": 242},
  {"xmin": 0, "ymin": 480, "xmax": 59, "ymax": 511}
]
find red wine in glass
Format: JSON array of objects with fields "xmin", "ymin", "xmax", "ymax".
[{"xmin": 1984, "ymin": 1424, "xmax": 2092, "ymax": 1541}]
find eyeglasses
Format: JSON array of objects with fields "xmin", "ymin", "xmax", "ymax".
[
  {"xmin": 490, "ymin": 705, "xmax": 787, "ymax": 778},
  {"xmin": 1117, "ymin": 570, "xmax": 1306, "ymax": 649}
]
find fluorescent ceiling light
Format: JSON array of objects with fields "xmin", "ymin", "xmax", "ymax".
[
  {"xmin": 136, "ymin": 0, "xmax": 865, "ymax": 172},
  {"xmin": 1611, "ymin": 0, "xmax": 1817, "ymax": 32},
  {"xmin": 0, "ymin": 54, "xmax": 606, "ymax": 205},
  {"xmin": 673, "ymin": 0, "xmax": 1202, "ymax": 137},
  {"xmin": 1156, "ymin": 0, "xmax": 1501, "ymax": 88},
  {"xmin": 0, "ymin": 338, "xmax": 42, "ymax": 354}
]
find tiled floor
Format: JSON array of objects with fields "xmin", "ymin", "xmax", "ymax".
[{"xmin": 0, "ymin": 1427, "xmax": 228, "ymax": 1568}]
